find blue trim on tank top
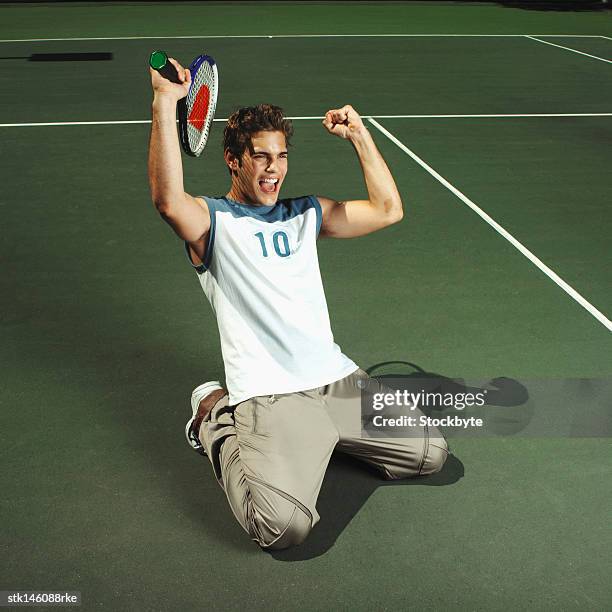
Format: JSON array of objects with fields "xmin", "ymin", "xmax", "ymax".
[
  {"xmin": 309, "ymin": 195, "xmax": 323, "ymax": 236},
  {"xmin": 183, "ymin": 196, "xmax": 217, "ymax": 274},
  {"xmin": 211, "ymin": 195, "xmax": 318, "ymax": 223}
]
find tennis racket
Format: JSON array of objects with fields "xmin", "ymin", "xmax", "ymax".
[{"xmin": 149, "ymin": 50, "xmax": 219, "ymax": 157}]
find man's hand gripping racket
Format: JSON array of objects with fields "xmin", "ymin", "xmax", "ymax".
[{"xmin": 149, "ymin": 50, "xmax": 218, "ymax": 157}]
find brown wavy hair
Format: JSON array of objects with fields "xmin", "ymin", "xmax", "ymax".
[{"xmin": 223, "ymin": 104, "xmax": 293, "ymax": 173}]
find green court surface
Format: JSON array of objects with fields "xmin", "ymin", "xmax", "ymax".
[{"xmin": 1, "ymin": 2, "xmax": 611, "ymax": 611}]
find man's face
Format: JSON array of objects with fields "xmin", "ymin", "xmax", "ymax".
[{"xmin": 227, "ymin": 130, "xmax": 288, "ymax": 206}]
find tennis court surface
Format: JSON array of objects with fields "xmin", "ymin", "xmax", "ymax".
[{"xmin": 1, "ymin": 2, "xmax": 611, "ymax": 610}]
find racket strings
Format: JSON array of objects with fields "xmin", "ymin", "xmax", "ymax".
[{"xmin": 186, "ymin": 60, "xmax": 217, "ymax": 152}]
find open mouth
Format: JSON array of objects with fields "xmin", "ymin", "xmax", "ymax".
[{"xmin": 258, "ymin": 177, "xmax": 279, "ymax": 194}]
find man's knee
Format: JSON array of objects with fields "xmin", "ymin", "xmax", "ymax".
[
  {"xmin": 419, "ymin": 438, "xmax": 449, "ymax": 476},
  {"xmin": 249, "ymin": 499, "xmax": 313, "ymax": 551},
  {"xmin": 382, "ymin": 437, "xmax": 449, "ymax": 480},
  {"xmin": 264, "ymin": 506, "xmax": 312, "ymax": 550}
]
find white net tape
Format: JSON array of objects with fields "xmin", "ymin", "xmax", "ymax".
[{"xmin": 186, "ymin": 59, "xmax": 218, "ymax": 152}]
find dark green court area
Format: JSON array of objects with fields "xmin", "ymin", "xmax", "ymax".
[{"xmin": 1, "ymin": 3, "xmax": 611, "ymax": 611}]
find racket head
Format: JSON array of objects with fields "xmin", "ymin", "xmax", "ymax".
[{"xmin": 178, "ymin": 54, "xmax": 218, "ymax": 157}]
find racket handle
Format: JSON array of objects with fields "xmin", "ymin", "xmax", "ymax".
[{"xmin": 149, "ymin": 50, "xmax": 182, "ymax": 84}]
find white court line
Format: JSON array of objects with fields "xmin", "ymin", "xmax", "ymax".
[
  {"xmin": 0, "ymin": 117, "xmax": 320, "ymax": 127},
  {"xmin": 369, "ymin": 113, "xmax": 612, "ymax": 119},
  {"xmin": 526, "ymin": 35, "xmax": 612, "ymax": 64},
  {"xmin": 367, "ymin": 117, "xmax": 612, "ymax": 333},
  {"xmin": 0, "ymin": 119, "xmax": 154, "ymax": 127},
  {"xmin": 0, "ymin": 34, "xmax": 605, "ymax": 43},
  {"xmin": 2, "ymin": 113, "xmax": 611, "ymax": 128}
]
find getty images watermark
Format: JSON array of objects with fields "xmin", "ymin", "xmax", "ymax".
[
  {"xmin": 370, "ymin": 386, "xmax": 486, "ymax": 429},
  {"xmin": 359, "ymin": 375, "xmax": 612, "ymax": 438}
]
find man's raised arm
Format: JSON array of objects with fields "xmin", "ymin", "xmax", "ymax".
[
  {"xmin": 318, "ymin": 105, "xmax": 403, "ymax": 238},
  {"xmin": 148, "ymin": 58, "xmax": 210, "ymax": 250}
]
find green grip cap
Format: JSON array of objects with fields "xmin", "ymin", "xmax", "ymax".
[{"xmin": 149, "ymin": 50, "xmax": 168, "ymax": 70}]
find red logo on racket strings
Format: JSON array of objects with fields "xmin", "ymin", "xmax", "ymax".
[{"xmin": 188, "ymin": 85, "xmax": 211, "ymax": 131}]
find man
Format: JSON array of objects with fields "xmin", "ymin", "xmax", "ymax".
[{"xmin": 148, "ymin": 58, "xmax": 448, "ymax": 551}]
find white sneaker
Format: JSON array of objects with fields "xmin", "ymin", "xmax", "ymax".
[{"xmin": 185, "ymin": 381, "xmax": 223, "ymax": 455}]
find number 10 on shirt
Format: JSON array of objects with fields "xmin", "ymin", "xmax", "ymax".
[{"xmin": 255, "ymin": 231, "xmax": 291, "ymax": 258}]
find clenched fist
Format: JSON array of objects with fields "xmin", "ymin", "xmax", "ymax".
[{"xmin": 322, "ymin": 105, "xmax": 367, "ymax": 140}]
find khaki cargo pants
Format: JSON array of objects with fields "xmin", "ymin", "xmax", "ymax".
[{"xmin": 197, "ymin": 368, "xmax": 449, "ymax": 550}]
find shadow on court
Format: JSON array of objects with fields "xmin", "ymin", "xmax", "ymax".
[
  {"xmin": 269, "ymin": 362, "xmax": 529, "ymax": 560},
  {"xmin": 270, "ymin": 452, "xmax": 464, "ymax": 561}
]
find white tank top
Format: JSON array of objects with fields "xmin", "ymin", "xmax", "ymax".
[{"xmin": 184, "ymin": 195, "xmax": 358, "ymax": 405}]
